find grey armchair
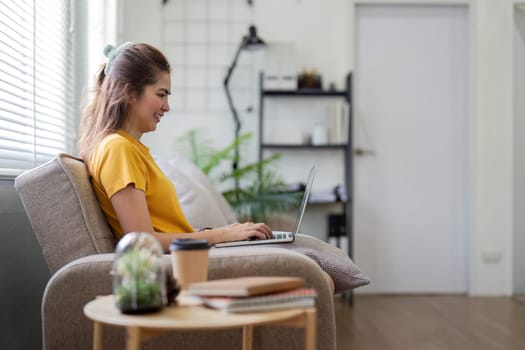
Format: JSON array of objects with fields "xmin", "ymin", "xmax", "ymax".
[{"xmin": 15, "ymin": 154, "xmax": 337, "ymax": 350}]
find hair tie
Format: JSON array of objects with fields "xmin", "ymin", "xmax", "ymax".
[{"xmin": 103, "ymin": 42, "xmax": 133, "ymax": 75}]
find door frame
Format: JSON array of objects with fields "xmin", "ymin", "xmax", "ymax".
[
  {"xmin": 513, "ymin": 1, "xmax": 525, "ymax": 299},
  {"xmin": 351, "ymin": 0, "xmax": 475, "ymax": 293}
]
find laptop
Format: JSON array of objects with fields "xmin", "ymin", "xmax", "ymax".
[{"xmin": 214, "ymin": 165, "xmax": 317, "ymax": 248}]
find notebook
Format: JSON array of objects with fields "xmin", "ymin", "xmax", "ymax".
[
  {"xmin": 197, "ymin": 288, "xmax": 317, "ymax": 313},
  {"xmin": 188, "ymin": 276, "xmax": 305, "ymax": 297},
  {"xmin": 214, "ymin": 165, "xmax": 317, "ymax": 248}
]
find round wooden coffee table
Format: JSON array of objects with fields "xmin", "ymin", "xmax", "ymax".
[{"xmin": 84, "ymin": 294, "xmax": 316, "ymax": 350}]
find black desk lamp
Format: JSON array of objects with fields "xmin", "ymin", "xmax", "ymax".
[{"xmin": 223, "ymin": 25, "xmax": 266, "ymax": 191}]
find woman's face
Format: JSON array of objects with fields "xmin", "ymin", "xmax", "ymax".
[{"xmin": 124, "ymin": 72, "xmax": 171, "ymax": 139}]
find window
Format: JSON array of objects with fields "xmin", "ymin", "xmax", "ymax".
[
  {"xmin": 0, "ymin": 0, "xmax": 74, "ymax": 176},
  {"xmin": 0, "ymin": 0, "xmax": 116, "ymax": 176}
]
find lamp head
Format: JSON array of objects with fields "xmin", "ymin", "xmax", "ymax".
[{"xmin": 243, "ymin": 25, "xmax": 266, "ymax": 51}]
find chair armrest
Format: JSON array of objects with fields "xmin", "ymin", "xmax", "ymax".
[
  {"xmin": 42, "ymin": 248, "xmax": 336, "ymax": 350},
  {"xmin": 41, "ymin": 254, "xmax": 115, "ymax": 349}
]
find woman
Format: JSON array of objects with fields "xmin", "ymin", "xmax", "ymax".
[{"xmin": 79, "ymin": 42, "xmax": 272, "ymax": 252}]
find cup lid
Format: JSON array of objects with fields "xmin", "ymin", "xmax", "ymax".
[{"xmin": 169, "ymin": 238, "xmax": 209, "ymax": 251}]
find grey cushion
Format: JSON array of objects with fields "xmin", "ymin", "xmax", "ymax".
[
  {"xmin": 260, "ymin": 234, "xmax": 369, "ymax": 294},
  {"xmin": 213, "ymin": 234, "xmax": 369, "ymax": 294}
]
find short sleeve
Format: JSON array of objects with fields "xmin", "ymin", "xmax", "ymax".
[{"xmin": 98, "ymin": 139, "xmax": 148, "ymax": 198}]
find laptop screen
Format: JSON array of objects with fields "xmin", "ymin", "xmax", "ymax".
[{"xmin": 292, "ymin": 165, "xmax": 317, "ymax": 234}]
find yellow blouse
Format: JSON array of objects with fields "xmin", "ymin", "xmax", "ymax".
[{"xmin": 88, "ymin": 129, "xmax": 194, "ymax": 239}]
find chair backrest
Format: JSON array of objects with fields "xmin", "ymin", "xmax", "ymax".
[{"xmin": 14, "ymin": 153, "xmax": 116, "ymax": 274}]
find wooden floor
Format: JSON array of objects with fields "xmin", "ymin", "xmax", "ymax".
[{"xmin": 334, "ymin": 295, "xmax": 525, "ymax": 350}]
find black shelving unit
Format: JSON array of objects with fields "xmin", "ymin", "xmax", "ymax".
[
  {"xmin": 261, "ymin": 144, "xmax": 348, "ymax": 150},
  {"xmin": 262, "ymin": 89, "xmax": 347, "ymax": 97},
  {"xmin": 258, "ymin": 72, "xmax": 354, "ymax": 304}
]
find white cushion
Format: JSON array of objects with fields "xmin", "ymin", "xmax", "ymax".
[{"xmin": 156, "ymin": 154, "xmax": 238, "ymax": 229}]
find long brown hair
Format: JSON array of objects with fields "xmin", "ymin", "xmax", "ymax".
[{"xmin": 79, "ymin": 43, "xmax": 171, "ymax": 167}]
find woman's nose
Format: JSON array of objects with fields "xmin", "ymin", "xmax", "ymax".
[{"xmin": 162, "ymin": 100, "xmax": 170, "ymax": 112}]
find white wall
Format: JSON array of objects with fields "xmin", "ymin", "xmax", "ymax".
[
  {"xmin": 255, "ymin": 0, "xmax": 351, "ymax": 90},
  {"xmin": 117, "ymin": 0, "xmax": 520, "ymax": 296},
  {"xmin": 117, "ymin": 0, "xmax": 162, "ymax": 47}
]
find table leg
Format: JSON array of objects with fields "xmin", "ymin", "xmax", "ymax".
[
  {"xmin": 126, "ymin": 326, "xmax": 142, "ymax": 350},
  {"xmin": 243, "ymin": 325, "xmax": 253, "ymax": 350},
  {"xmin": 304, "ymin": 309, "xmax": 316, "ymax": 350},
  {"xmin": 93, "ymin": 321, "xmax": 103, "ymax": 350}
]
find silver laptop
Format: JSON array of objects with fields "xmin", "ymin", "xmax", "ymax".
[{"xmin": 214, "ymin": 165, "xmax": 317, "ymax": 248}]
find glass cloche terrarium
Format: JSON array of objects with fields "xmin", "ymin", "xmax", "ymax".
[{"xmin": 112, "ymin": 232, "xmax": 166, "ymax": 314}]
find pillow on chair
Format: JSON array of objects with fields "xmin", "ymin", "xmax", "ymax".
[
  {"xmin": 156, "ymin": 154, "xmax": 238, "ymax": 229},
  {"xmin": 267, "ymin": 234, "xmax": 369, "ymax": 294}
]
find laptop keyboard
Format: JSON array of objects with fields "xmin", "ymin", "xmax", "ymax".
[
  {"xmin": 271, "ymin": 232, "xmax": 288, "ymax": 240},
  {"xmin": 214, "ymin": 230, "xmax": 293, "ymax": 247}
]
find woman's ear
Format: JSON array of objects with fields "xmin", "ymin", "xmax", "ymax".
[{"xmin": 125, "ymin": 84, "xmax": 137, "ymax": 104}]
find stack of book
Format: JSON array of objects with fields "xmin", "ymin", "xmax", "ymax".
[{"xmin": 187, "ymin": 276, "xmax": 317, "ymax": 313}]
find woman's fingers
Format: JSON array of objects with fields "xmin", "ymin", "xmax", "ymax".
[
  {"xmin": 223, "ymin": 221, "xmax": 273, "ymax": 240},
  {"xmin": 250, "ymin": 222, "xmax": 272, "ymax": 239}
]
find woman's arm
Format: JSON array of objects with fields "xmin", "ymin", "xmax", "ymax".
[{"xmin": 110, "ymin": 184, "xmax": 272, "ymax": 252}]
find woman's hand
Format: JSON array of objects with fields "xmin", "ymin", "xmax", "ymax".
[{"xmin": 212, "ymin": 222, "xmax": 273, "ymax": 244}]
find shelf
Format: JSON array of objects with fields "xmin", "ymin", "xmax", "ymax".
[
  {"xmin": 309, "ymin": 199, "xmax": 348, "ymax": 205},
  {"xmin": 261, "ymin": 143, "xmax": 348, "ymax": 150},
  {"xmin": 262, "ymin": 89, "xmax": 347, "ymax": 97},
  {"xmin": 259, "ymin": 71, "xmax": 354, "ymax": 305},
  {"xmin": 264, "ymin": 189, "xmax": 348, "ymax": 204}
]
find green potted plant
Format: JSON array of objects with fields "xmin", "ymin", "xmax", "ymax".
[{"xmin": 177, "ymin": 129, "xmax": 302, "ymax": 222}]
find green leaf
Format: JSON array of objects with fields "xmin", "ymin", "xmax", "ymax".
[{"xmin": 176, "ymin": 129, "xmax": 302, "ymax": 221}]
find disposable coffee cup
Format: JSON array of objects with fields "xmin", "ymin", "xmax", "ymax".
[{"xmin": 169, "ymin": 238, "xmax": 210, "ymax": 290}]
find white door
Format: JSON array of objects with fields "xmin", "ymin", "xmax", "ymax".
[{"xmin": 353, "ymin": 5, "xmax": 469, "ymax": 293}]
